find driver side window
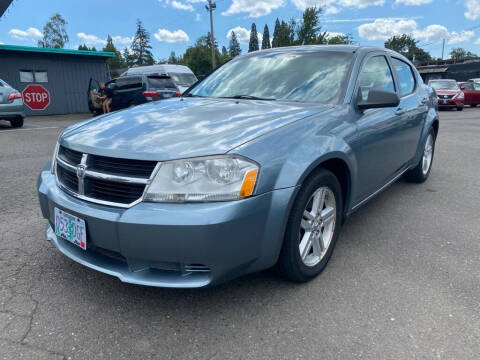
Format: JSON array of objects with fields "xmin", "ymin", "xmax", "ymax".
[{"xmin": 357, "ymin": 56, "xmax": 395, "ymax": 101}]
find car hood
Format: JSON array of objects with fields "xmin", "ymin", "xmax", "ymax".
[
  {"xmin": 435, "ymin": 89, "xmax": 460, "ymax": 96},
  {"xmin": 61, "ymin": 98, "xmax": 332, "ymax": 161}
]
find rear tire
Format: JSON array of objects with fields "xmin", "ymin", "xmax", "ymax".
[
  {"xmin": 471, "ymin": 104, "xmax": 477, "ymax": 107},
  {"xmin": 405, "ymin": 128, "xmax": 436, "ymax": 183},
  {"xmin": 10, "ymin": 117, "xmax": 24, "ymax": 128},
  {"xmin": 457, "ymin": 107, "xmax": 463, "ymax": 111},
  {"xmin": 277, "ymin": 169, "xmax": 343, "ymax": 282}
]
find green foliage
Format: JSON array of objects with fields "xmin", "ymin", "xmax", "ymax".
[
  {"xmin": 384, "ymin": 34, "xmax": 433, "ymax": 63},
  {"xmin": 229, "ymin": 31, "xmax": 241, "ymax": 58},
  {"xmin": 274, "ymin": 20, "xmax": 295, "ymax": 47},
  {"xmin": 102, "ymin": 35, "xmax": 125, "ymax": 69},
  {"xmin": 327, "ymin": 34, "xmax": 354, "ymax": 45},
  {"xmin": 272, "ymin": 18, "xmax": 281, "ymax": 48},
  {"xmin": 183, "ymin": 36, "xmax": 222, "ymax": 76},
  {"xmin": 130, "ymin": 19, "xmax": 155, "ymax": 66},
  {"xmin": 262, "ymin": 25, "xmax": 271, "ymax": 50},
  {"xmin": 249, "ymin": 23, "xmax": 259, "ymax": 53},
  {"xmin": 449, "ymin": 47, "xmax": 477, "ymax": 60},
  {"xmin": 296, "ymin": 7, "xmax": 326, "ymax": 45},
  {"xmin": 38, "ymin": 13, "xmax": 69, "ymax": 48},
  {"xmin": 78, "ymin": 44, "xmax": 97, "ymax": 51},
  {"xmin": 168, "ymin": 51, "xmax": 179, "ymax": 64}
]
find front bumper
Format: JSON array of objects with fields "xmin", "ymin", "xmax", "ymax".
[
  {"xmin": 38, "ymin": 163, "xmax": 296, "ymax": 288},
  {"xmin": 437, "ymin": 98, "xmax": 463, "ymax": 108}
]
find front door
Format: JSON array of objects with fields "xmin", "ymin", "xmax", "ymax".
[{"xmin": 351, "ymin": 54, "xmax": 406, "ymax": 202}]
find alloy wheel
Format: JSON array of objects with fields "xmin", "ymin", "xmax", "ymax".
[
  {"xmin": 298, "ymin": 187, "xmax": 336, "ymax": 267},
  {"xmin": 422, "ymin": 134, "xmax": 434, "ymax": 175}
]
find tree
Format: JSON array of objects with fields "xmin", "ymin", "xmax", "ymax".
[
  {"xmin": 385, "ymin": 34, "xmax": 432, "ymax": 63},
  {"xmin": 220, "ymin": 46, "xmax": 230, "ymax": 64},
  {"xmin": 123, "ymin": 48, "xmax": 134, "ymax": 67},
  {"xmin": 262, "ymin": 24, "xmax": 271, "ymax": 50},
  {"xmin": 272, "ymin": 18, "xmax": 281, "ymax": 48},
  {"xmin": 78, "ymin": 44, "xmax": 88, "ymax": 50},
  {"xmin": 450, "ymin": 47, "xmax": 477, "ymax": 60},
  {"xmin": 249, "ymin": 23, "xmax": 259, "ymax": 52},
  {"xmin": 168, "ymin": 51, "xmax": 178, "ymax": 64},
  {"xmin": 183, "ymin": 36, "xmax": 222, "ymax": 76},
  {"xmin": 206, "ymin": 32, "xmax": 218, "ymax": 50},
  {"xmin": 327, "ymin": 34, "xmax": 354, "ymax": 45},
  {"xmin": 130, "ymin": 19, "xmax": 155, "ymax": 66},
  {"xmin": 229, "ymin": 31, "xmax": 241, "ymax": 58},
  {"xmin": 275, "ymin": 20, "xmax": 295, "ymax": 47},
  {"xmin": 297, "ymin": 7, "xmax": 326, "ymax": 45},
  {"xmin": 102, "ymin": 35, "xmax": 125, "ymax": 69},
  {"xmin": 38, "ymin": 13, "xmax": 69, "ymax": 48}
]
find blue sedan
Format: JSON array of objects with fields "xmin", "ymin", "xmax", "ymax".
[{"xmin": 37, "ymin": 45, "xmax": 439, "ymax": 287}]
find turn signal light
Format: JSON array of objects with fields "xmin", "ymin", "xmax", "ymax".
[
  {"xmin": 238, "ymin": 169, "xmax": 258, "ymax": 198},
  {"xmin": 8, "ymin": 92, "xmax": 22, "ymax": 101}
]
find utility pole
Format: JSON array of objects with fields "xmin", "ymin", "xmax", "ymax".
[
  {"xmin": 441, "ymin": 38, "xmax": 445, "ymax": 60},
  {"xmin": 206, "ymin": 0, "xmax": 216, "ymax": 69}
]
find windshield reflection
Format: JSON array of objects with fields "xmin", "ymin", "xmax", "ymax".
[{"xmin": 189, "ymin": 51, "xmax": 354, "ymax": 103}]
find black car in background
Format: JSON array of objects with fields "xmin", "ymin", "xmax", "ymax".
[{"xmin": 88, "ymin": 75, "xmax": 180, "ymax": 114}]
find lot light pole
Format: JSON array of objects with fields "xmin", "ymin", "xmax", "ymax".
[{"xmin": 206, "ymin": 0, "xmax": 216, "ymax": 69}]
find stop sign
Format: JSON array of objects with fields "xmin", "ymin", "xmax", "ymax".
[{"xmin": 22, "ymin": 84, "xmax": 50, "ymax": 111}]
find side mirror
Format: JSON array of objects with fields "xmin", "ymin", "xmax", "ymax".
[
  {"xmin": 460, "ymin": 86, "xmax": 465, "ymax": 90},
  {"xmin": 356, "ymin": 88, "xmax": 400, "ymax": 111}
]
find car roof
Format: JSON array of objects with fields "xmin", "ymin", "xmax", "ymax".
[{"xmin": 126, "ymin": 64, "xmax": 194, "ymax": 75}]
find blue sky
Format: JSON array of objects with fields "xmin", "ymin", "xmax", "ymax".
[{"xmin": 1, "ymin": 0, "xmax": 480, "ymax": 59}]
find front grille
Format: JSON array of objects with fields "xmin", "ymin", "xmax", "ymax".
[
  {"xmin": 56, "ymin": 145, "xmax": 157, "ymax": 207},
  {"xmin": 438, "ymin": 94, "xmax": 455, "ymax": 99}
]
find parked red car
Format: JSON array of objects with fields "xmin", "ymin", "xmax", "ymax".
[
  {"xmin": 428, "ymin": 79, "xmax": 464, "ymax": 111},
  {"xmin": 458, "ymin": 82, "xmax": 480, "ymax": 107}
]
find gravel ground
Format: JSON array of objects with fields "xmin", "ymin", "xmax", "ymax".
[{"xmin": 0, "ymin": 109, "xmax": 479, "ymax": 359}]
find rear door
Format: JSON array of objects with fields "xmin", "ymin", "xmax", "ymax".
[
  {"xmin": 146, "ymin": 76, "xmax": 177, "ymax": 99},
  {"xmin": 390, "ymin": 57, "xmax": 426, "ymax": 163},
  {"xmin": 473, "ymin": 82, "xmax": 480, "ymax": 105},
  {"xmin": 460, "ymin": 83, "xmax": 474, "ymax": 105},
  {"xmin": 113, "ymin": 76, "xmax": 143, "ymax": 108},
  {"xmin": 87, "ymin": 78, "xmax": 101, "ymax": 112}
]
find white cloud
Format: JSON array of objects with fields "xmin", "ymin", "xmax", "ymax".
[
  {"xmin": 326, "ymin": 31, "xmax": 346, "ymax": 38},
  {"xmin": 222, "ymin": 0, "xmax": 285, "ymax": 18},
  {"xmin": 77, "ymin": 32, "xmax": 107, "ymax": 46},
  {"xmin": 154, "ymin": 29, "xmax": 190, "ymax": 43},
  {"xmin": 291, "ymin": 0, "xmax": 384, "ymax": 14},
  {"xmin": 358, "ymin": 18, "xmax": 417, "ymax": 40},
  {"xmin": 465, "ymin": 0, "xmax": 480, "ymax": 19},
  {"xmin": 171, "ymin": 0, "xmax": 194, "ymax": 11},
  {"xmin": 358, "ymin": 18, "xmax": 475, "ymax": 45},
  {"xmin": 195, "ymin": 13, "xmax": 201, "ymax": 21},
  {"xmin": 111, "ymin": 35, "xmax": 133, "ymax": 45},
  {"xmin": 394, "ymin": 0, "xmax": 432, "ymax": 5},
  {"xmin": 448, "ymin": 30, "xmax": 475, "ymax": 44},
  {"xmin": 226, "ymin": 26, "xmax": 263, "ymax": 44},
  {"xmin": 9, "ymin": 27, "xmax": 42, "ymax": 40}
]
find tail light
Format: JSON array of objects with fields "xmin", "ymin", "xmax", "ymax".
[
  {"xmin": 174, "ymin": 92, "xmax": 181, "ymax": 97},
  {"xmin": 142, "ymin": 90, "xmax": 158, "ymax": 98},
  {"xmin": 8, "ymin": 92, "xmax": 22, "ymax": 101}
]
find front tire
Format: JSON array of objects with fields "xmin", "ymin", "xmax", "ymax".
[
  {"xmin": 457, "ymin": 107, "xmax": 463, "ymax": 111},
  {"xmin": 277, "ymin": 169, "xmax": 343, "ymax": 282},
  {"xmin": 405, "ymin": 128, "xmax": 436, "ymax": 183},
  {"xmin": 10, "ymin": 116, "xmax": 24, "ymax": 128}
]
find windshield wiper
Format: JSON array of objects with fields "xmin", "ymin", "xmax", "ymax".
[{"xmin": 222, "ymin": 95, "xmax": 276, "ymax": 101}]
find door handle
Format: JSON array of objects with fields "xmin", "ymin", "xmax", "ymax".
[
  {"xmin": 420, "ymin": 97, "xmax": 428, "ymax": 105},
  {"xmin": 395, "ymin": 108, "xmax": 406, "ymax": 116}
]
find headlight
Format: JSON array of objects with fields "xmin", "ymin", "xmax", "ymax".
[
  {"xmin": 143, "ymin": 155, "xmax": 259, "ymax": 202},
  {"xmin": 51, "ymin": 141, "xmax": 60, "ymax": 174}
]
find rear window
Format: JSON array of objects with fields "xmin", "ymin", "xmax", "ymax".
[
  {"xmin": 169, "ymin": 73, "xmax": 197, "ymax": 87},
  {"xmin": 461, "ymin": 83, "xmax": 474, "ymax": 90},
  {"xmin": 115, "ymin": 77, "xmax": 143, "ymax": 90},
  {"xmin": 147, "ymin": 77, "xmax": 177, "ymax": 89}
]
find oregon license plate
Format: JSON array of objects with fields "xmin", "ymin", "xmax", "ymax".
[
  {"xmin": 54, "ymin": 208, "xmax": 87, "ymax": 250},
  {"xmin": 443, "ymin": 100, "xmax": 449, "ymax": 104}
]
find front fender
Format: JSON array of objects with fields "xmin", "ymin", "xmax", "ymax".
[{"xmin": 413, "ymin": 106, "xmax": 439, "ymax": 166}]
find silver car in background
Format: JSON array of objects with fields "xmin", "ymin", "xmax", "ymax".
[{"xmin": 0, "ymin": 78, "xmax": 25, "ymax": 128}]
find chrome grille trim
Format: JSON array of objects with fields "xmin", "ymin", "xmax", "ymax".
[{"xmin": 55, "ymin": 145, "xmax": 159, "ymax": 208}]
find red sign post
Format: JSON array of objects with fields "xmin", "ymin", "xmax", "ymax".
[{"xmin": 22, "ymin": 84, "xmax": 50, "ymax": 111}]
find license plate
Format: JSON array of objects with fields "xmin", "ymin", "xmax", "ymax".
[
  {"xmin": 443, "ymin": 100, "xmax": 449, "ymax": 104},
  {"xmin": 54, "ymin": 208, "xmax": 87, "ymax": 250}
]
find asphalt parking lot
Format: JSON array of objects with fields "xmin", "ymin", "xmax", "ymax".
[{"xmin": 0, "ymin": 109, "xmax": 479, "ymax": 360}]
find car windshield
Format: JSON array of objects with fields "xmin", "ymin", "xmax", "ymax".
[
  {"xmin": 430, "ymin": 81, "xmax": 459, "ymax": 90},
  {"xmin": 189, "ymin": 51, "xmax": 354, "ymax": 103},
  {"xmin": 169, "ymin": 73, "xmax": 197, "ymax": 87},
  {"xmin": 148, "ymin": 76, "xmax": 177, "ymax": 89}
]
